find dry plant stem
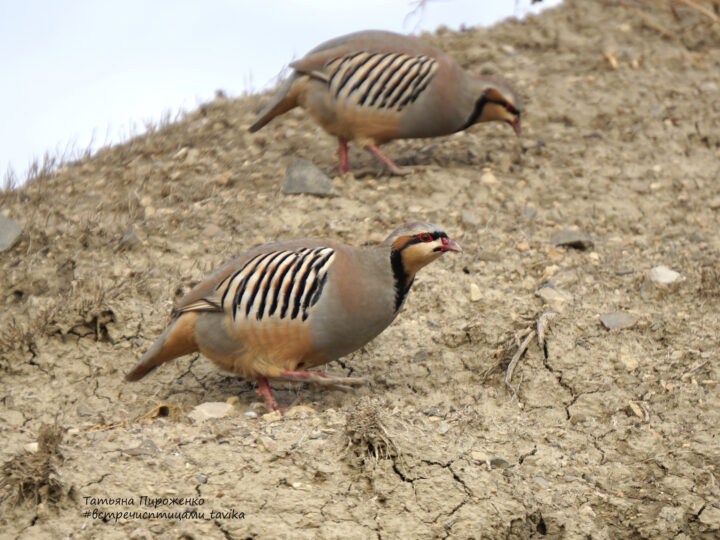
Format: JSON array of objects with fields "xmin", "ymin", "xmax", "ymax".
[
  {"xmin": 537, "ymin": 310, "xmax": 557, "ymax": 358},
  {"xmin": 674, "ymin": 0, "xmax": 720, "ymax": 23},
  {"xmin": 506, "ymin": 329, "xmax": 537, "ymax": 391}
]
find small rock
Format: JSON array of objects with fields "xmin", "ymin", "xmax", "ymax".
[
  {"xmin": 203, "ymin": 224, "xmax": 222, "ymax": 238},
  {"xmin": 119, "ymin": 226, "xmax": 140, "ymax": 250},
  {"xmin": 480, "ymin": 171, "xmax": 498, "ymax": 185},
  {"xmin": 437, "ymin": 421, "xmax": 450, "ymax": 435},
  {"xmin": 618, "ymin": 352, "xmax": 640, "ymax": 371},
  {"xmin": 461, "ymin": 211, "xmax": 480, "ymax": 226},
  {"xmin": 262, "ymin": 410, "xmax": 283, "ymax": 422},
  {"xmin": 0, "ymin": 214, "xmax": 22, "ymax": 252},
  {"xmin": 4, "ymin": 410, "xmax": 25, "ymax": 426},
  {"xmin": 284, "ymin": 405, "xmax": 316, "ymax": 418},
  {"xmin": 188, "ymin": 402, "xmax": 233, "ymax": 422},
  {"xmin": 533, "ymin": 476, "xmax": 549, "ymax": 488},
  {"xmin": 490, "ymin": 457, "xmax": 511, "ymax": 469},
  {"xmin": 24, "ymin": 442, "xmax": 39, "ymax": 453},
  {"xmin": 469, "ymin": 283, "xmax": 482, "ymax": 302},
  {"xmin": 600, "ymin": 311, "xmax": 637, "ymax": 330},
  {"xmin": 244, "ymin": 411, "xmax": 257, "ymax": 419},
  {"xmin": 516, "ymin": 242, "xmax": 530, "ymax": 251},
  {"xmin": 196, "ymin": 475, "xmax": 208, "ymax": 484},
  {"xmin": 536, "ymin": 286, "xmax": 572, "ymax": 310},
  {"xmin": 283, "ymin": 159, "xmax": 335, "ymax": 197},
  {"xmin": 551, "ymin": 229, "xmax": 593, "ymax": 250},
  {"xmin": 470, "ymin": 451, "xmax": 489, "ymax": 462},
  {"xmin": 648, "ymin": 265, "xmax": 681, "ymax": 286},
  {"xmin": 213, "ymin": 172, "xmax": 234, "ymax": 187}
]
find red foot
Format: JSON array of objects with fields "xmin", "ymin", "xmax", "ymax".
[
  {"xmin": 256, "ymin": 376, "xmax": 282, "ymax": 411},
  {"xmin": 364, "ymin": 144, "xmax": 409, "ymax": 175},
  {"xmin": 338, "ymin": 139, "xmax": 350, "ymax": 174}
]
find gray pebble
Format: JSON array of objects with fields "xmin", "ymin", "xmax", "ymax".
[
  {"xmin": 0, "ymin": 214, "xmax": 21, "ymax": 252},
  {"xmin": 551, "ymin": 229, "xmax": 593, "ymax": 250},
  {"xmin": 283, "ymin": 159, "xmax": 335, "ymax": 197},
  {"xmin": 600, "ymin": 311, "xmax": 637, "ymax": 330}
]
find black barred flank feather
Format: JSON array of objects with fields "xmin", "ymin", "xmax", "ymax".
[
  {"xmin": 327, "ymin": 52, "xmax": 438, "ymax": 112},
  {"xmin": 218, "ymin": 247, "xmax": 336, "ymax": 323}
]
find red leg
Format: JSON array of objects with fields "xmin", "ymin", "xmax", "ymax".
[
  {"xmin": 338, "ymin": 139, "xmax": 350, "ymax": 174},
  {"xmin": 256, "ymin": 376, "xmax": 282, "ymax": 411},
  {"xmin": 364, "ymin": 144, "xmax": 410, "ymax": 176}
]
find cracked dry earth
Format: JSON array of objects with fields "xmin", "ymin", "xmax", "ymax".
[{"xmin": 1, "ymin": 1, "xmax": 720, "ymax": 538}]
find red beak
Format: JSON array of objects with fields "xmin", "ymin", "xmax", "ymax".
[
  {"xmin": 510, "ymin": 116, "xmax": 521, "ymax": 136},
  {"xmin": 440, "ymin": 237, "xmax": 463, "ymax": 253}
]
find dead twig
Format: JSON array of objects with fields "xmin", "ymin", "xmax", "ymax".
[
  {"xmin": 505, "ymin": 329, "xmax": 536, "ymax": 392},
  {"xmin": 675, "ymin": 0, "xmax": 720, "ymax": 23}
]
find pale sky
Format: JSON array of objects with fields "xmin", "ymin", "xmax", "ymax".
[{"xmin": 0, "ymin": 0, "xmax": 561, "ymax": 180}]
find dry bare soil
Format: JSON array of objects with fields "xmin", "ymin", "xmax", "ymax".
[{"xmin": 1, "ymin": 1, "xmax": 719, "ymax": 538}]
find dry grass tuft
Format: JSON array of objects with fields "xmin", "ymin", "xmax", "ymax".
[
  {"xmin": 0, "ymin": 425, "xmax": 72, "ymax": 508},
  {"xmin": 344, "ymin": 397, "xmax": 399, "ymax": 466}
]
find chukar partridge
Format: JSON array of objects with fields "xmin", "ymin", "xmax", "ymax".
[
  {"xmin": 249, "ymin": 30, "xmax": 521, "ymax": 175},
  {"xmin": 126, "ymin": 222, "xmax": 461, "ymax": 410}
]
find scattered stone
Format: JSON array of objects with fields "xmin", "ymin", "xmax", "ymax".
[
  {"xmin": 0, "ymin": 214, "xmax": 22, "ymax": 252},
  {"xmin": 470, "ymin": 451, "xmax": 489, "ymax": 463},
  {"xmin": 244, "ymin": 411, "xmax": 258, "ymax": 419},
  {"xmin": 283, "ymin": 159, "xmax": 335, "ymax": 197},
  {"xmin": 618, "ymin": 352, "xmax": 640, "ymax": 371},
  {"xmin": 470, "ymin": 283, "xmax": 482, "ymax": 302},
  {"xmin": 516, "ymin": 242, "xmax": 531, "ymax": 251},
  {"xmin": 461, "ymin": 211, "xmax": 480, "ymax": 226},
  {"xmin": 196, "ymin": 475, "xmax": 208, "ymax": 484},
  {"xmin": 203, "ymin": 223, "xmax": 222, "ymax": 238},
  {"xmin": 490, "ymin": 457, "xmax": 511, "ymax": 469},
  {"xmin": 551, "ymin": 229, "xmax": 593, "ymax": 250},
  {"xmin": 536, "ymin": 286, "xmax": 572, "ymax": 311},
  {"xmin": 648, "ymin": 265, "xmax": 681, "ymax": 286},
  {"xmin": 188, "ymin": 402, "xmax": 233, "ymax": 422},
  {"xmin": 24, "ymin": 442, "xmax": 39, "ymax": 453},
  {"xmin": 119, "ymin": 226, "xmax": 140, "ymax": 250},
  {"xmin": 437, "ymin": 421, "xmax": 450, "ymax": 435},
  {"xmin": 600, "ymin": 311, "xmax": 637, "ymax": 330},
  {"xmin": 533, "ymin": 476, "xmax": 549, "ymax": 488},
  {"xmin": 480, "ymin": 171, "xmax": 498, "ymax": 185},
  {"xmin": 284, "ymin": 405, "xmax": 316, "ymax": 418},
  {"xmin": 4, "ymin": 410, "xmax": 25, "ymax": 426},
  {"xmin": 262, "ymin": 410, "xmax": 283, "ymax": 422}
]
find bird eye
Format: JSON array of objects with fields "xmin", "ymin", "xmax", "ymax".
[{"xmin": 418, "ymin": 233, "xmax": 433, "ymax": 242}]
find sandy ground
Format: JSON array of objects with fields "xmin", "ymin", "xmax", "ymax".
[{"xmin": 1, "ymin": 1, "xmax": 719, "ymax": 538}]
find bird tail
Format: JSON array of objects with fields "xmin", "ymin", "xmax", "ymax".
[
  {"xmin": 125, "ymin": 312, "xmax": 199, "ymax": 381},
  {"xmin": 249, "ymin": 75, "xmax": 301, "ymax": 133}
]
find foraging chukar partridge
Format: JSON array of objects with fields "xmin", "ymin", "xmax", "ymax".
[
  {"xmin": 125, "ymin": 222, "xmax": 461, "ymax": 410},
  {"xmin": 249, "ymin": 30, "xmax": 521, "ymax": 175}
]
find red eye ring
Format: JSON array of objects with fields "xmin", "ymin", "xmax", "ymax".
[{"xmin": 418, "ymin": 233, "xmax": 433, "ymax": 242}]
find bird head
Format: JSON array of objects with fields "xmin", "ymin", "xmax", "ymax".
[
  {"xmin": 386, "ymin": 222, "xmax": 462, "ymax": 276},
  {"xmin": 469, "ymin": 80, "xmax": 522, "ymax": 135}
]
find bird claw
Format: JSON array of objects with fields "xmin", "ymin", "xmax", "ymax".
[{"xmin": 273, "ymin": 370, "xmax": 368, "ymax": 387}]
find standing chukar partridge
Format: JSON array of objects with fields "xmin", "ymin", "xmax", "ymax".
[
  {"xmin": 249, "ymin": 30, "xmax": 521, "ymax": 175},
  {"xmin": 126, "ymin": 222, "xmax": 462, "ymax": 410}
]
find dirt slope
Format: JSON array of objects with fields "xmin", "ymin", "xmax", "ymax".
[{"xmin": 1, "ymin": 1, "xmax": 719, "ymax": 538}]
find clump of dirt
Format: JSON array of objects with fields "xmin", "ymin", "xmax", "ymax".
[
  {"xmin": 0, "ymin": 425, "xmax": 71, "ymax": 508},
  {"xmin": 1, "ymin": 0, "xmax": 719, "ymax": 537},
  {"xmin": 344, "ymin": 397, "xmax": 399, "ymax": 465}
]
